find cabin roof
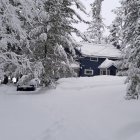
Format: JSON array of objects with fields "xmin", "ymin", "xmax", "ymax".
[
  {"xmin": 98, "ymin": 59, "xmax": 117, "ymax": 69},
  {"xmin": 78, "ymin": 42, "xmax": 122, "ymax": 59}
]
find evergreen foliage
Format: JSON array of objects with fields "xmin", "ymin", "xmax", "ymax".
[
  {"xmin": 0, "ymin": 0, "xmax": 35, "ymax": 77},
  {"xmin": 109, "ymin": 23, "xmax": 120, "ymax": 49},
  {"xmin": 109, "ymin": 7, "xmax": 124, "ymax": 49},
  {"xmin": 0, "ymin": 0, "xmax": 85, "ymax": 85},
  {"xmin": 85, "ymin": 0, "xmax": 105, "ymax": 44},
  {"xmin": 32, "ymin": 0, "xmax": 86, "ymax": 85},
  {"xmin": 118, "ymin": 0, "xmax": 140, "ymax": 99}
]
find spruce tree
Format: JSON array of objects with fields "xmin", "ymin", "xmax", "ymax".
[
  {"xmin": 0, "ymin": 0, "xmax": 29, "ymax": 77},
  {"xmin": 85, "ymin": 0, "xmax": 105, "ymax": 44},
  {"xmin": 119, "ymin": 0, "xmax": 140, "ymax": 99},
  {"xmin": 0, "ymin": 0, "xmax": 50, "ymax": 79},
  {"xmin": 109, "ymin": 6, "xmax": 124, "ymax": 49},
  {"xmin": 32, "ymin": 0, "xmax": 86, "ymax": 85},
  {"xmin": 109, "ymin": 23, "xmax": 120, "ymax": 49}
]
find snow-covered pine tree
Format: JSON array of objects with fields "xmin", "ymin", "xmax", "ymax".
[
  {"xmin": 0, "ymin": 0, "xmax": 47, "ymax": 78},
  {"xmin": 119, "ymin": 0, "xmax": 140, "ymax": 99},
  {"xmin": 0, "ymin": 0, "xmax": 27, "ymax": 77},
  {"xmin": 109, "ymin": 6, "xmax": 124, "ymax": 49},
  {"xmin": 85, "ymin": 0, "xmax": 105, "ymax": 44},
  {"xmin": 31, "ymin": 0, "xmax": 86, "ymax": 85},
  {"xmin": 109, "ymin": 23, "xmax": 120, "ymax": 49},
  {"xmin": 0, "ymin": 0, "xmax": 86, "ymax": 85}
]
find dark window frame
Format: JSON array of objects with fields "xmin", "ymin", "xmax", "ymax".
[
  {"xmin": 84, "ymin": 69, "xmax": 94, "ymax": 75},
  {"xmin": 90, "ymin": 57, "xmax": 98, "ymax": 62}
]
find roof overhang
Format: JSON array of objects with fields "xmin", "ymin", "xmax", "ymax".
[
  {"xmin": 98, "ymin": 64, "xmax": 117, "ymax": 69},
  {"xmin": 81, "ymin": 54, "xmax": 121, "ymax": 60}
]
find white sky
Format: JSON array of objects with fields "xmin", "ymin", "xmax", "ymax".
[
  {"xmin": 102, "ymin": 0, "xmax": 120, "ymax": 26},
  {"xmin": 74, "ymin": 0, "xmax": 120, "ymax": 38}
]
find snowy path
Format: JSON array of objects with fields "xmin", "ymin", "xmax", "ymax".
[{"xmin": 0, "ymin": 76, "xmax": 140, "ymax": 140}]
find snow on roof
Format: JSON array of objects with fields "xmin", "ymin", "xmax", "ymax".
[
  {"xmin": 98, "ymin": 59, "xmax": 117, "ymax": 69},
  {"xmin": 78, "ymin": 42, "xmax": 122, "ymax": 58}
]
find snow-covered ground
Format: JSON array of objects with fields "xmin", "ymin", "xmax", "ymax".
[{"xmin": 0, "ymin": 76, "xmax": 140, "ymax": 140}]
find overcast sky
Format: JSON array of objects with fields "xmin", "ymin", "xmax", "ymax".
[
  {"xmin": 74, "ymin": 0, "xmax": 120, "ymax": 37},
  {"xmin": 101, "ymin": 0, "xmax": 120, "ymax": 26}
]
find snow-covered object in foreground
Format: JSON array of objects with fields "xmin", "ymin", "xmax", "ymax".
[
  {"xmin": 98, "ymin": 58, "xmax": 117, "ymax": 69},
  {"xmin": 17, "ymin": 84, "xmax": 36, "ymax": 91},
  {"xmin": 29, "ymin": 78, "xmax": 40, "ymax": 88},
  {"xmin": 78, "ymin": 42, "xmax": 122, "ymax": 58},
  {"xmin": 17, "ymin": 75, "xmax": 32, "ymax": 85},
  {"xmin": 17, "ymin": 76, "xmax": 40, "ymax": 91},
  {"xmin": 17, "ymin": 75, "xmax": 40, "ymax": 86}
]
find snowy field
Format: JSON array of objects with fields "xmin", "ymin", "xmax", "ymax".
[{"xmin": 0, "ymin": 76, "xmax": 140, "ymax": 140}]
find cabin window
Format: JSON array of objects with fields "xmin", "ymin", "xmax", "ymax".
[
  {"xmin": 90, "ymin": 57, "xmax": 98, "ymax": 62},
  {"xmin": 100, "ymin": 69, "xmax": 110, "ymax": 75},
  {"xmin": 100, "ymin": 70, "xmax": 106, "ymax": 75},
  {"xmin": 84, "ymin": 69, "xmax": 94, "ymax": 75}
]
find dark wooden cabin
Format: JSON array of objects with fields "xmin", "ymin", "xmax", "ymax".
[{"xmin": 75, "ymin": 42, "xmax": 121, "ymax": 77}]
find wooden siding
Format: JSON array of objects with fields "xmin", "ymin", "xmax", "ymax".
[
  {"xmin": 79, "ymin": 57, "xmax": 118, "ymax": 77},
  {"xmin": 79, "ymin": 57, "xmax": 106, "ymax": 77},
  {"xmin": 108, "ymin": 65, "xmax": 117, "ymax": 75}
]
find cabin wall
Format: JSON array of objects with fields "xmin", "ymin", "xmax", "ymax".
[
  {"xmin": 108, "ymin": 65, "xmax": 117, "ymax": 75},
  {"xmin": 79, "ymin": 57, "xmax": 106, "ymax": 77}
]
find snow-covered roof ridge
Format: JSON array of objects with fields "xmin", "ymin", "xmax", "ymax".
[
  {"xmin": 98, "ymin": 58, "xmax": 117, "ymax": 69},
  {"xmin": 78, "ymin": 42, "xmax": 122, "ymax": 58}
]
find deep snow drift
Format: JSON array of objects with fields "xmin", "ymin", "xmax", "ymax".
[{"xmin": 0, "ymin": 76, "xmax": 140, "ymax": 140}]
